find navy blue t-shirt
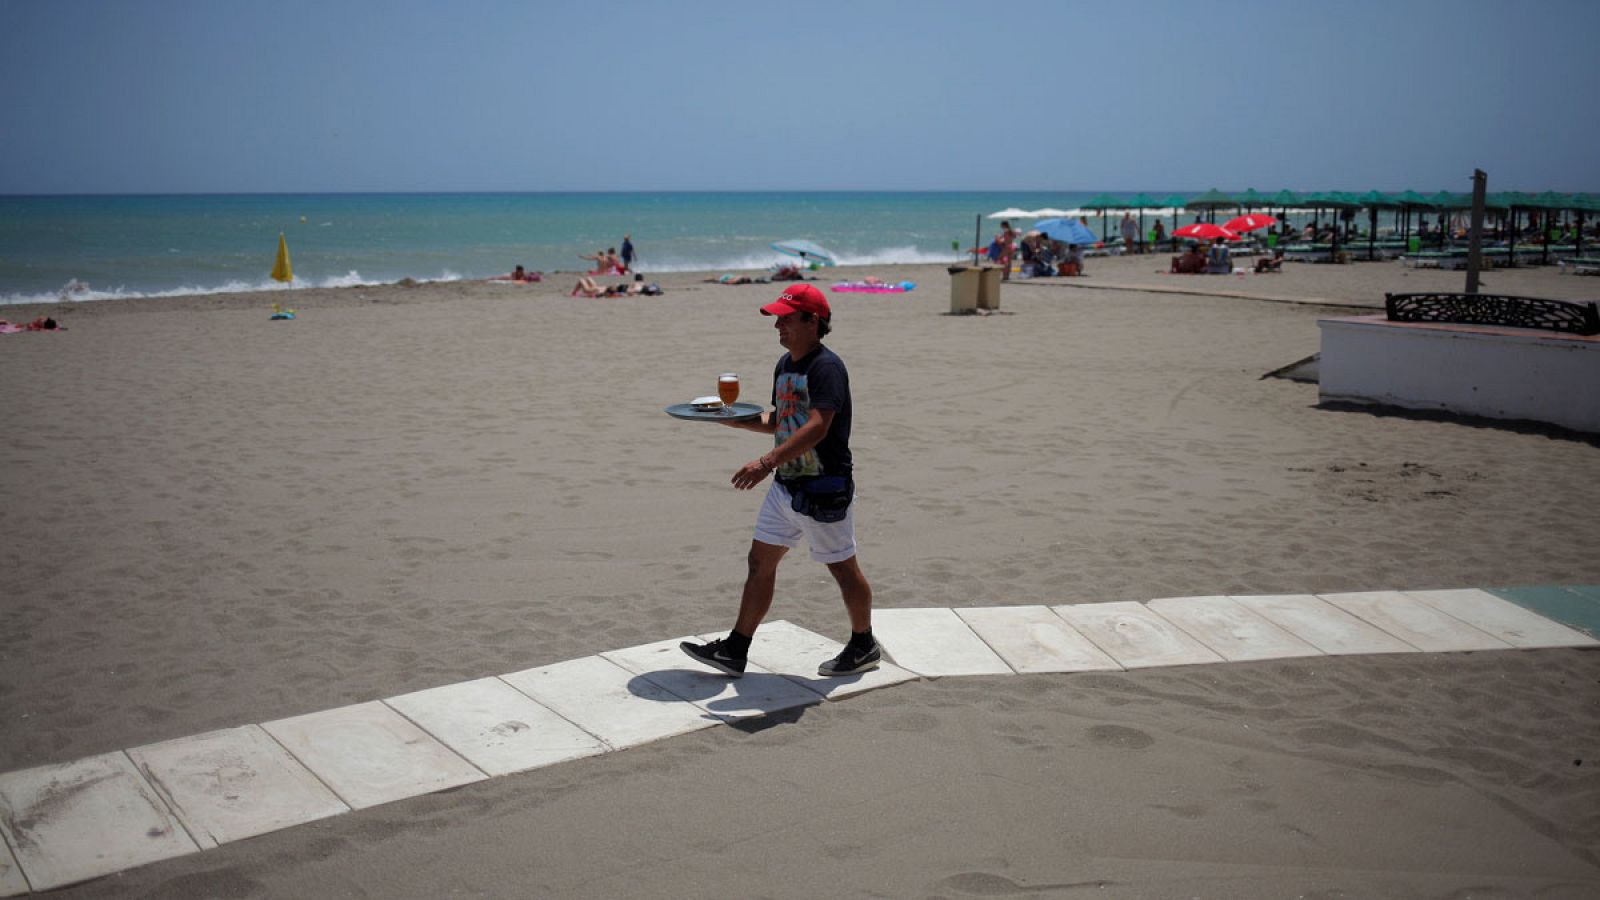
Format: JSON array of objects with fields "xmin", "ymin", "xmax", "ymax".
[{"xmin": 770, "ymin": 345, "xmax": 852, "ymax": 483}]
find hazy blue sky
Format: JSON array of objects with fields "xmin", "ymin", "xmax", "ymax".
[{"xmin": 3, "ymin": 0, "xmax": 1596, "ymax": 194}]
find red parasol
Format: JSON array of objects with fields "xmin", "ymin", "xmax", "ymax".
[
  {"xmin": 1173, "ymin": 223, "xmax": 1239, "ymax": 241},
  {"xmin": 1223, "ymin": 214, "xmax": 1278, "ymax": 233}
]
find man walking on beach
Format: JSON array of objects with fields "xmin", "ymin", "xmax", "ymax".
[
  {"xmin": 621, "ymin": 234, "xmax": 635, "ymax": 271},
  {"xmin": 681, "ymin": 284, "xmax": 879, "ymax": 678}
]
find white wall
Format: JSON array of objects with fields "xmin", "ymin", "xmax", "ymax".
[{"xmin": 1318, "ymin": 317, "xmax": 1600, "ymax": 433}]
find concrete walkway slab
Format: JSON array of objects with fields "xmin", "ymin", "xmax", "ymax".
[
  {"xmin": 603, "ymin": 637, "xmax": 826, "ymax": 719},
  {"xmin": 386, "ymin": 678, "xmax": 609, "ymax": 777},
  {"xmin": 500, "ymin": 656, "xmax": 718, "ymax": 750},
  {"xmin": 126, "ymin": 725, "xmax": 348, "ymax": 849},
  {"xmin": 261, "ymin": 702, "xmax": 485, "ymax": 810},
  {"xmin": 871, "ymin": 608, "xmax": 1014, "ymax": 676},
  {"xmin": 1147, "ymin": 595, "xmax": 1324, "ymax": 662},
  {"xmin": 954, "ymin": 606, "xmax": 1123, "ymax": 673},
  {"xmin": 0, "ymin": 752, "xmax": 198, "ymax": 892},
  {"xmin": 0, "ymin": 835, "xmax": 24, "ymax": 897},
  {"xmin": 1231, "ymin": 594, "xmax": 1419, "ymax": 655},
  {"xmin": 741, "ymin": 621, "xmax": 919, "ymax": 699},
  {"xmin": 1319, "ymin": 591, "xmax": 1511, "ymax": 652},
  {"xmin": 1052, "ymin": 601, "xmax": 1225, "ymax": 668},
  {"xmin": 1407, "ymin": 588, "xmax": 1599, "ymax": 649}
]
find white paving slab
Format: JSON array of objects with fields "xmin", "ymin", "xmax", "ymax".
[
  {"xmin": 603, "ymin": 637, "xmax": 826, "ymax": 718},
  {"xmin": 261, "ymin": 702, "xmax": 485, "ymax": 810},
  {"xmin": 0, "ymin": 751, "xmax": 198, "ymax": 891},
  {"xmin": 737, "ymin": 621, "xmax": 919, "ymax": 698},
  {"xmin": 1405, "ymin": 588, "xmax": 1600, "ymax": 649},
  {"xmin": 1231, "ymin": 594, "xmax": 1419, "ymax": 655},
  {"xmin": 1145, "ymin": 596, "xmax": 1324, "ymax": 662},
  {"xmin": 386, "ymin": 677, "xmax": 610, "ymax": 777},
  {"xmin": 0, "ymin": 834, "xmax": 24, "ymax": 897},
  {"xmin": 953, "ymin": 606, "xmax": 1123, "ymax": 673},
  {"xmin": 1053, "ymin": 601, "xmax": 1225, "ymax": 668},
  {"xmin": 871, "ymin": 608, "xmax": 1014, "ymax": 676},
  {"xmin": 127, "ymin": 725, "xmax": 348, "ymax": 849},
  {"xmin": 500, "ymin": 655, "xmax": 719, "ymax": 750},
  {"xmin": 1319, "ymin": 591, "xmax": 1512, "ymax": 652}
]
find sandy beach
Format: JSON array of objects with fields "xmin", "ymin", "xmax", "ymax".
[{"xmin": 2, "ymin": 256, "xmax": 1598, "ymax": 898}]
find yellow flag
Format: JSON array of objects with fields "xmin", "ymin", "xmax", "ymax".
[{"xmin": 271, "ymin": 232, "xmax": 293, "ymax": 283}]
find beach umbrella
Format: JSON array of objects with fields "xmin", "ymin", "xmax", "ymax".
[
  {"xmin": 1358, "ymin": 191, "xmax": 1400, "ymax": 258},
  {"xmin": 1185, "ymin": 188, "xmax": 1237, "ymax": 224},
  {"xmin": 1173, "ymin": 223, "xmax": 1238, "ymax": 242},
  {"xmin": 1575, "ymin": 193, "xmax": 1600, "ymax": 258},
  {"xmin": 1261, "ymin": 189, "xmax": 1303, "ymax": 233},
  {"xmin": 770, "ymin": 239, "xmax": 836, "ymax": 266},
  {"xmin": 1029, "ymin": 217, "xmax": 1098, "ymax": 246},
  {"xmin": 1081, "ymin": 193, "xmax": 1128, "ymax": 241},
  {"xmin": 1163, "ymin": 194, "xmax": 1190, "ymax": 232},
  {"xmin": 1127, "ymin": 193, "xmax": 1164, "ymax": 248},
  {"xmin": 1223, "ymin": 214, "xmax": 1277, "ymax": 233},
  {"xmin": 1235, "ymin": 188, "xmax": 1269, "ymax": 211},
  {"xmin": 271, "ymin": 233, "xmax": 293, "ymax": 283},
  {"xmin": 1533, "ymin": 191, "xmax": 1575, "ymax": 263},
  {"xmin": 1301, "ymin": 192, "xmax": 1362, "ymax": 258},
  {"xmin": 1394, "ymin": 190, "xmax": 1434, "ymax": 246}
]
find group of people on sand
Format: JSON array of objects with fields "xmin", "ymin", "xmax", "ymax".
[
  {"xmin": 1168, "ymin": 242, "xmax": 1286, "ymax": 275},
  {"xmin": 706, "ymin": 263, "xmax": 811, "ymax": 286},
  {"xmin": 582, "ymin": 235, "xmax": 635, "ymax": 276},
  {"xmin": 572, "ymin": 273, "xmax": 663, "ymax": 298},
  {"xmin": 1170, "ymin": 242, "xmax": 1234, "ymax": 275},
  {"xmin": 989, "ymin": 221, "xmax": 1089, "ymax": 280}
]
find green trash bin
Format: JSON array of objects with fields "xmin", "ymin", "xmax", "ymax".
[
  {"xmin": 1267, "ymin": 234, "xmax": 1278, "ymax": 248},
  {"xmin": 1408, "ymin": 236, "xmax": 1421, "ymax": 252}
]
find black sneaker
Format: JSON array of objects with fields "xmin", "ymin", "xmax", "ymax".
[
  {"xmin": 818, "ymin": 640, "xmax": 881, "ymax": 676},
  {"xmin": 679, "ymin": 638, "xmax": 746, "ymax": 677}
]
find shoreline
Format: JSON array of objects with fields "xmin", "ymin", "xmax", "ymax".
[{"xmin": 7, "ymin": 252, "xmax": 1598, "ymax": 323}]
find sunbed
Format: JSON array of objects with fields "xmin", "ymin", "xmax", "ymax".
[{"xmin": 1557, "ymin": 257, "xmax": 1600, "ymax": 275}]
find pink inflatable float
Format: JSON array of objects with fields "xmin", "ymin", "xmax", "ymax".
[{"xmin": 829, "ymin": 281, "xmax": 916, "ymax": 294}]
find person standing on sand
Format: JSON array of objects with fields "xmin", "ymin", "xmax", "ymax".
[
  {"xmin": 680, "ymin": 283, "xmax": 879, "ymax": 678},
  {"xmin": 1120, "ymin": 212, "xmax": 1140, "ymax": 255},
  {"xmin": 997, "ymin": 220, "xmax": 1017, "ymax": 280}
]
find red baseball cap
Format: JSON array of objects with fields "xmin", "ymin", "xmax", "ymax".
[{"xmin": 760, "ymin": 283, "xmax": 831, "ymax": 319}]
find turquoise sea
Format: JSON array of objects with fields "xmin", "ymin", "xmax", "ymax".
[{"xmin": 1, "ymin": 191, "xmax": 1346, "ymax": 306}]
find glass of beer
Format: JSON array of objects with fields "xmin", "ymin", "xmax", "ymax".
[{"xmin": 717, "ymin": 373, "xmax": 740, "ymax": 412}]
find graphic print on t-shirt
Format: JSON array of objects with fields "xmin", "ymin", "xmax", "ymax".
[{"xmin": 773, "ymin": 371, "xmax": 821, "ymax": 478}]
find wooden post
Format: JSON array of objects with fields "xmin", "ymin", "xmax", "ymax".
[
  {"xmin": 1466, "ymin": 169, "xmax": 1487, "ymax": 294},
  {"xmin": 973, "ymin": 214, "xmax": 981, "ymax": 267}
]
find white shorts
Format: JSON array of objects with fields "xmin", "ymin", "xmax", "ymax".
[{"xmin": 753, "ymin": 480, "xmax": 858, "ymax": 564}]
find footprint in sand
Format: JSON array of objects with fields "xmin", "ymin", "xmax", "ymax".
[{"xmin": 1086, "ymin": 724, "xmax": 1154, "ymax": 750}]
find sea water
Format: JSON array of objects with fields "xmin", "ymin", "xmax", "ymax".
[{"xmin": 0, "ymin": 191, "xmax": 1383, "ymax": 306}]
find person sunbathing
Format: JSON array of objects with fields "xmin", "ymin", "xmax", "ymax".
[
  {"xmin": 601, "ymin": 275, "xmax": 648, "ymax": 297},
  {"xmin": 491, "ymin": 265, "xmax": 541, "ymax": 282},
  {"xmin": 1255, "ymin": 250, "xmax": 1286, "ymax": 273},
  {"xmin": 1170, "ymin": 245, "xmax": 1207, "ymax": 274},
  {"xmin": 572, "ymin": 276, "xmax": 605, "ymax": 297},
  {"xmin": 1206, "ymin": 242, "xmax": 1233, "ymax": 274}
]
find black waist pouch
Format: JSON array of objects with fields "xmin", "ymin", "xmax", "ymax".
[{"xmin": 786, "ymin": 475, "xmax": 854, "ymax": 523}]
